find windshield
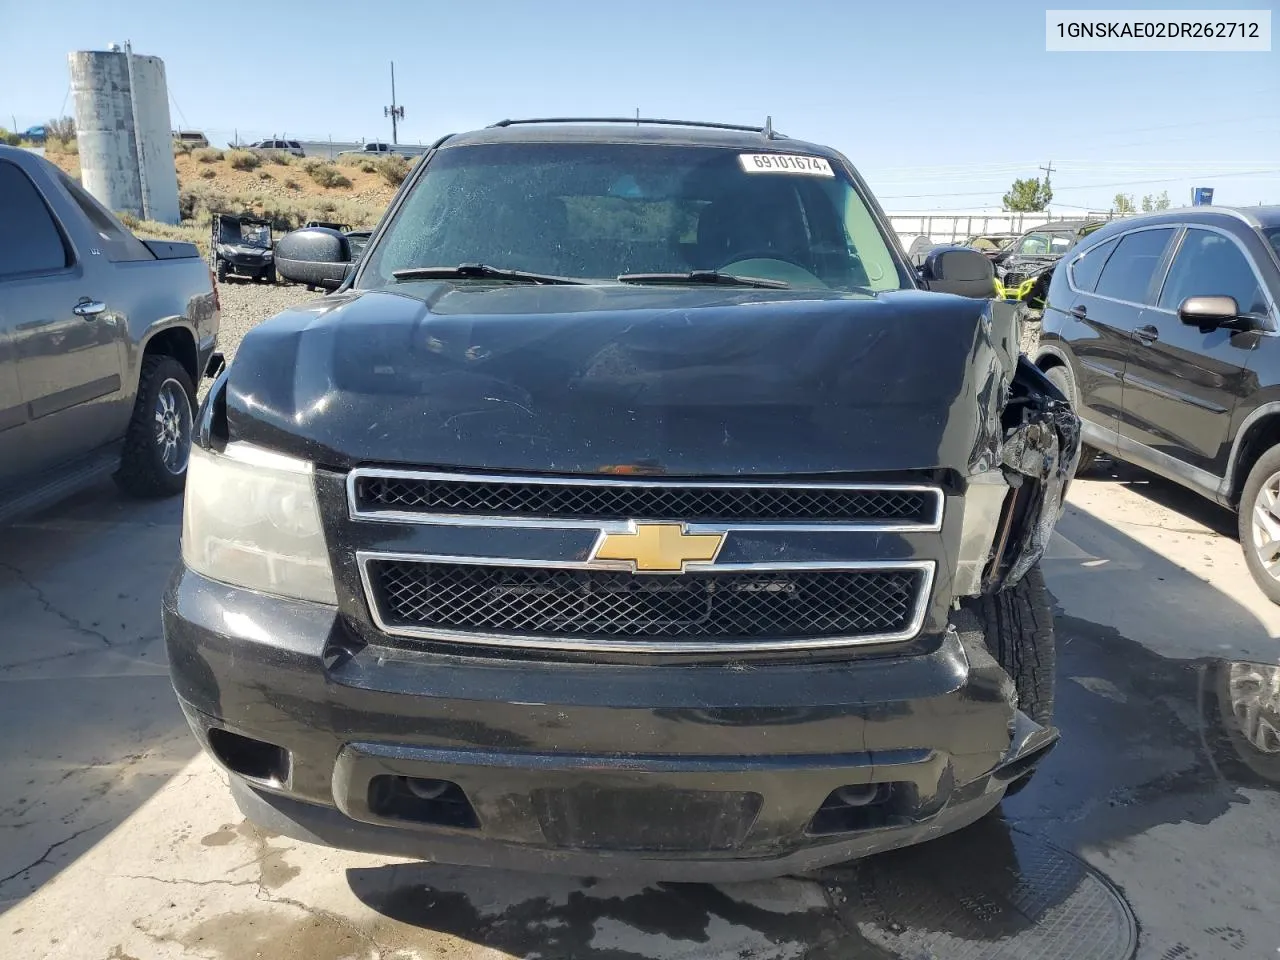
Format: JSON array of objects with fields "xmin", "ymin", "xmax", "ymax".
[
  {"xmin": 1266, "ymin": 227, "xmax": 1280, "ymax": 263},
  {"xmin": 359, "ymin": 142, "xmax": 907, "ymax": 292}
]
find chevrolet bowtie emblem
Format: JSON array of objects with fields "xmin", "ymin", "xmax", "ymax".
[{"xmin": 592, "ymin": 523, "xmax": 725, "ymax": 572}]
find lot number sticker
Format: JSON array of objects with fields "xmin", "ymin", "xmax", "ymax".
[{"xmin": 739, "ymin": 154, "xmax": 834, "ymax": 177}]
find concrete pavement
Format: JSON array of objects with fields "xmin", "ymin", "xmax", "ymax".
[{"xmin": 1, "ymin": 459, "xmax": 1277, "ymax": 959}]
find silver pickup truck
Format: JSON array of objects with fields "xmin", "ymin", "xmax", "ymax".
[{"xmin": 0, "ymin": 146, "xmax": 220, "ymax": 520}]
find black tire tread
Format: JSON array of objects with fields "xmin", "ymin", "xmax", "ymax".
[
  {"xmin": 964, "ymin": 565, "xmax": 1055, "ymax": 726},
  {"xmin": 115, "ymin": 354, "xmax": 195, "ymax": 499}
]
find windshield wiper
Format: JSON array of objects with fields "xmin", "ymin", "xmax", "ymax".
[
  {"xmin": 616, "ymin": 270, "xmax": 789, "ymax": 289},
  {"xmin": 392, "ymin": 264, "xmax": 585, "ymax": 285}
]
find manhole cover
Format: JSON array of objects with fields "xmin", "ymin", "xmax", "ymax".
[{"xmin": 819, "ymin": 820, "xmax": 1137, "ymax": 960}]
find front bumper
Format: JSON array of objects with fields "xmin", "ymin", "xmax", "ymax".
[{"xmin": 163, "ymin": 566, "xmax": 1056, "ymax": 880}]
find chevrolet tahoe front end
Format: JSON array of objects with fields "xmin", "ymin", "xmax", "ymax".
[{"xmin": 162, "ymin": 120, "xmax": 1079, "ymax": 879}]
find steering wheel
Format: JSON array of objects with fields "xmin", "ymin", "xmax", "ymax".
[{"xmin": 718, "ymin": 249, "xmax": 811, "ymax": 271}]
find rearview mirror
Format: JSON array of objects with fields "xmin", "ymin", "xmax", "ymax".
[
  {"xmin": 1178, "ymin": 295, "xmax": 1242, "ymax": 331},
  {"xmin": 275, "ymin": 227, "xmax": 354, "ymax": 291},
  {"xmin": 919, "ymin": 246, "xmax": 996, "ymax": 299}
]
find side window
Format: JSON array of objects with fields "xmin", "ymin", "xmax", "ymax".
[
  {"xmin": 54, "ymin": 170, "xmax": 152, "ymax": 263},
  {"xmin": 1049, "ymin": 233, "xmax": 1073, "ymax": 254},
  {"xmin": 1158, "ymin": 229, "xmax": 1266, "ymax": 315},
  {"xmin": 0, "ymin": 160, "xmax": 71, "ymax": 278},
  {"xmin": 1069, "ymin": 238, "xmax": 1118, "ymax": 292},
  {"xmin": 1093, "ymin": 228, "xmax": 1176, "ymax": 304},
  {"xmin": 1017, "ymin": 233, "xmax": 1050, "ymax": 255}
]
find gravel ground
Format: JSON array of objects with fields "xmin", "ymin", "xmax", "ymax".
[{"xmin": 215, "ymin": 279, "xmax": 321, "ymax": 362}]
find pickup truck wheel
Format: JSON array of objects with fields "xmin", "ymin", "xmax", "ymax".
[
  {"xmin": 957, "ymin": 564, "xmax": 1055, "ymax": 797},
  {"xmin": 265, "ymin": 265, "xmax": 277, "ymax": 284},
  {"xmin": 1238, "ymin": 445, "xmax": 1280, "ymax": 604},
  {"xmin": 115, "ymin": 355, "xmax": 196, "ymax": 498},
  {"xmin": 215, "ymin": 258, "xmax": 227, "ymax": 283},
  {"xmin": 1043, "ymin": 364, "xmax": 1097, "ymax": 474}
]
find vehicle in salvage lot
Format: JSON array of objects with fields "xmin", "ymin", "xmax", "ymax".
[
  {"xmin": 0, "ymin": 145, "xmax": 220, "ymax": 521},
  {"xmin": 1035, "ymin": 206, "xmax": 1280, "ymax": 603},
  {"xmin": 211, "ymin": 213, "xmax": 275, "ymax": 284},
  {"xmin": 163, "ymin": 118, "xmax": 1080, "ymax": 879}
]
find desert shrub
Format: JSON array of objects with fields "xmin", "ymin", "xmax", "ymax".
[
  {"xmin": 304, "ymin": 160, "xmax": 352, "ymax": 189},
  {"xmin": 284, "ymin": 178, "xmax": 300, "ymax": 190},
  {"xmin": 376, "ymin": 155, "xmax": 409, "ymax": 187},
  {"xmin": 199, "ymin": 168, "xmax": 217, "ymax": 179},
  {"xmin": 258, "ymin": 169, "xmax": 273, "ymax": 180},
  {"xmin": 173, "ymin": 140, "xmax": 192, "ymax": 155},
  {"xmin": 133, "ymin": 219, "xmax": 208, "ymax": 257},
  {"xmin": 0, "ymin": 129, "xmax": 19, "ymax": 146},
  {"xmin": 193, "ymin": 147, "xmax": 224, "ymax": 163},
  {"xmin": 115, "ymin": 211, "xmax": 140, "ymax": 229},
  {"xmin": 45, "ymin": 116, "xmax": 76, "ymax": 141},
  {"xmin": 269, "ymin": 152, "xmax": 291, "ymax": 166},
  {"xmin": 45, "ymin": 137, "xmax": 79, "ymax": 155},
  {"xmin": 227, "ymin": 149, "xmax": 260, "ymax": 171}
]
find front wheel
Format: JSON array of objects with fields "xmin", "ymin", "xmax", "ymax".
[
  {"xmin": 114, "ymin": 355, "xmax": 196, "ymax": 498},
  {"xmin": 215, "ymin": 258, "xmax": 227, "ymax": 283},
  {"xmin": 957, "ymin": 565, "xmax": 1056, "ymax": 796},
  {"xmin": 1238, "ymin": 445, "xmax": 1280, "ymax": 604},
  {"xmin": 264, "ymin": 264, "xmax": 277, "ymax": 284}
]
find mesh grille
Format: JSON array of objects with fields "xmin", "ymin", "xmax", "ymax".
[
  {"xmin": 369, "ymin": 560, "xmax": 923, "ymax": 644},
  {"xmin": 355, "ymin": 475, "xmax": 935, "ymax": 525}
]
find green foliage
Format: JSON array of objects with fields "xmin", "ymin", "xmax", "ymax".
[
  {"xmin": 193, "ymin": 147, "xmax": 224, "ymax": 164},
  {"xmin": 1113, "ymin": 193, "xmax": 1137, "ymax": 215},
  {"xmin": 1003, "ymin": 177, "xmax": 1053, "ymax": 212},
  {"xmin": 1141, "ymin": 191, "xmax": 1170, "ymax": 212},
  {"xmin": 173, "ymin": 140, "xmax": 193, "ymax": 155},
  {"xmin": 0, "ymin": 128, "xmax": 22, "ymax": 146},
  {"xmin": 269, "ymin": 151, "xmax": 292, "ymax": 166},
  {"xmin": 45, "ymin": 136, "xmax": 78, "ymax": 155},
  {"xmin": 376, "ymin": 155, "xmax": 410, "ymax": 187},
  {"xmin": 227, "ymin": 149, "xmax": 260, "ymax": 171},
  {"xmin": 304, "ymin": 160, "xmax": 352, "ymax": 189}
]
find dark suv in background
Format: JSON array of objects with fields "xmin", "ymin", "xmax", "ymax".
[{"xmin": 1035, "ymin": 206, "xmax": 1280, "ymax": 601}]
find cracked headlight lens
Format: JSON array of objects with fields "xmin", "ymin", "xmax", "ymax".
[{"xmin": 181, "ymin": 442, "xmax": 337, "ymax": 604}]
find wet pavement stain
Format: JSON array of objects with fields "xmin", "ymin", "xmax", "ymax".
[{"xmin": 198, "ymin": 818, "xmax": 300, "ymax": 888}]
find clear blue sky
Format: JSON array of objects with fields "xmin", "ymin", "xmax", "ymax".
[{"xmin": 3, "ymin": 0, "xmax": 1277, "ymax": 212}]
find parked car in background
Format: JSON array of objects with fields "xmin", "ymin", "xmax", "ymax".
[
  {"xmin": 0, "ymin": 145, "xmax": 220, "ymax": 520},
  {"xmin": 994, "ymin": 219, "xmax": 1108, "ymax": 289},
  {"xmin": 211, "ymin": 214, "xmax": 275, "ymax": 283},
  {"xmin": 21, "ymin": 126, "xmax": 48, "ymax": 145},
  {"xmin": 339, "ymin": 141, "xmax": 393, "ymax": 157},
  {"xmin": 166, "ymin": 117, "xmax": 1080, "ymax": 881},
  {"xmin": 1035, "ymin": 206, "xmax": 1280, "ymax": 601},
  {"xmin": 246, "ymin": 138, "xmax": 304, "ymax": 157},
  {"xmin": 173, "ymin": 130, "xmax": 210, "ymax": 149},
  {"xmin": 960, "ymin": 232, "xmax": 1018, "ymax": 257}
]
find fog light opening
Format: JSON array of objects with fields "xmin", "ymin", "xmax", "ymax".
[
  {"xmin": 207, "ymin": 728, "xmax": 290, "ymax": 785},
  {"xmin": 368, "ymin": 775, "xmax": 479, "ymax": 829},
  {"xmin": 808, "ymin": 782, "xmax": 901, "ymax": 835}
]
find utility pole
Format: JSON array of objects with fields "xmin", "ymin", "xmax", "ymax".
[
  {"xmin": 1039, "ymin": 159, "xmax": 1055, "ymax": 188},
  {"xmin": 384, "ymin": 61, "xmax": 405, "ymax": 145}
]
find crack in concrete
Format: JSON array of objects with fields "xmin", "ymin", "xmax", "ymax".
[
  {"xmin": 0, "ymin": 561, "xmax": 115, "ymax": 647},
  {"xmin": 115, "ymin": 872, "xmax": 262, "ymax": 891},
  {"xmin": 0, "ymin": 820, "xmax": 110, "ymax": 891}
]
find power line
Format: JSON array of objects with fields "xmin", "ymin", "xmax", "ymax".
[{"xmin": 877, "ymin": 168, "xmax": 1280, "ymax": 200}]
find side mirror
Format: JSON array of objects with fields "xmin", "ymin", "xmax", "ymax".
[
  {"xmin": 275, "ymin": 227, "xmax": 354, "ymax": 291},
  {"xmin": 1178, "ymin": 295, "xmax": 1242, "ymax": 331},
  {"xmin": 919, "ymin": 246, "xmax": 996, "ymax": 299}
]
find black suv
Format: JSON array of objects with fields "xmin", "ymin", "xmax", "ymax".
[
  {"xmin": 1035, "ymin": 207, "xmax": 1280, "ymax": 600},
  {"xmin": 163, "ymin": 118, "xmax": 1079, "ymax": 879}
]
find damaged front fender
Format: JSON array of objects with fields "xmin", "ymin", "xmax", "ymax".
[{"xmin": 982, "ymin": 357, "xmax": 1082, "ymax": 591}]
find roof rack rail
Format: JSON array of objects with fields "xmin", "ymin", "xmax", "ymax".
[{"xmin": 488, "ymin": 117, "xmax": 786, "ymax": 139}]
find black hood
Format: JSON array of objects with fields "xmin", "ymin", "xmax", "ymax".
[{"xmin": 224, "ymin": 284, "xmax": 1011, "ymax": 477}]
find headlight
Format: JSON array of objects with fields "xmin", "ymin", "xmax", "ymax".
[{"xmin": 181, "ymin": 442, "xmax": 337, "ymax": 604}]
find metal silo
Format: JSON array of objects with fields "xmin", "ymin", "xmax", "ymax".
[{"xmin": 69, "ymin": 44, "xmax": 180, "ymax": 224}]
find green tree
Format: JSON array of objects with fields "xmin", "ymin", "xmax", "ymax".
[
  {"xmin": 1139, "ymin": 191, "xmax": 1171, "ymax": 212},
  {"xmin": 1113, "ymin": 193, "xmax": 1137, "ymax": 215},
  {"xmin": 1003, "ymin": 176, "xmax": 1053, "ymax": 212}
]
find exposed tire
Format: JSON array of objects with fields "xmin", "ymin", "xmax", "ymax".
[
  {"xmin": 958, "ymin": 565, "xmax": 1056, "ymax": 798},
  {"xmin": 215, "ymin": 258, "xmax": 227, "ymax": 283},
  {"xmin": 114, "ymin": 355, "xmax": 196, "ymax": 498},
  {"xmin": 265, "ymin": 264, "xmax": 277, "ymax": 285},
  {"xmin": 1043, "ymin": 364, "xmax": 1098, "ymax": 475},
  {"xmin": 963, "ymin": 564, "xmax": 1056, "ymax": 727},
  {"xmin": 1237, "ymin": 444, "xmax": 1280, "ymax": 604}
]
